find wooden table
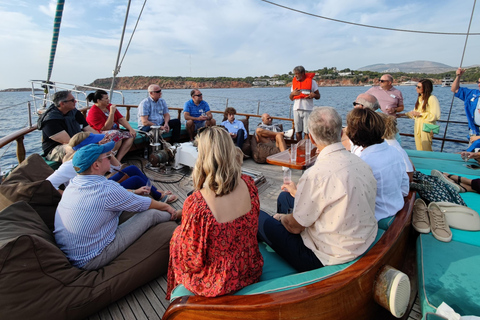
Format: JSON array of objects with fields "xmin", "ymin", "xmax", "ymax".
[{"xmin": 266, "ymin": 139, "xmax": 317, "ymax": 170}]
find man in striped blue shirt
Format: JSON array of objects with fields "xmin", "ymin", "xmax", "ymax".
[{"xmin": 54, "ymin": 142, "xmax": 181, "ymax": 270}]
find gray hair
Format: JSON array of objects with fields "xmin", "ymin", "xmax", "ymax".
[
  {"xmin": 52, "ymin": 91, "xmax": 71, "ymax": 107},
  {"xmin": 356, "ymin": 93, "xmax": 380, "ymax": 111},
  {"xmin": 293, "ymin": 66, "xmax": 305, "ymax": 74},
  {"xmin": 383, "ymin": 74, "xmax": 393, "ymax": 82},
  {"xmin": 308, "ymin": 107, "xmax": 342, "ymax": 146}
]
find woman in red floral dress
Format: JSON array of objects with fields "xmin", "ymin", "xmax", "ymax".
[{"xmin": 166, "ymin": 126, "xmax": 263, "ymax": 299}]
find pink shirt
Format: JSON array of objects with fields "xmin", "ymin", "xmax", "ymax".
[{"xmin": 366, "ymin": 86, "xmax": 404, "ymax": 114}]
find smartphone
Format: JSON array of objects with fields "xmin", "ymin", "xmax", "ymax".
[{"xmin": 467, "ymin": 164, "xmax": 480, "ymax": 170}]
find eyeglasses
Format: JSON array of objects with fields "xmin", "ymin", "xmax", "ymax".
[
  {"xmin": 353, "ymin": 102, "xmax": 363, "ymax": 107},
  {"xmin": 379, "ymin": 80, "xmax": 389, "ymax": 83},
  {"xmin": 64, "ymin": 98, "xmax": 76, "ymax": 103},
  {"xmin": 99, "ymin": 153, "xmax": 113, "ymax": 161},
  {"xmin": 150, "ymin": 90, "xmax": 162, "ymax": 93},
  {"xmin": 193, "ymin": 94, "xmax": 203, "ymax": 97},
  {"xmin": 416, "ymin": 86, "xmax": 423, "ymax": 89}
]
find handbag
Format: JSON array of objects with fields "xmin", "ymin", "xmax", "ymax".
[
  {"xmin": 434, "ymin": 202, "xmax": 480, "ymax": 231},
  {"xmin": 422, "ymin": 123, "xmax": 440, "ymax": 134}
]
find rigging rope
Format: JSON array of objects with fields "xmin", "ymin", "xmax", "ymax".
[
  {"xmin": 259, "ymin": 0, "xmax": 480, "ymax": 36},
  {"xmin": 46, "ymin": 0, "xmax": 65, "ymax": 82},
  {"xmin": 109, "ymin": 0, "xmax": 148, "ymax": 98},
  {"xmin": 440, "ymin": 0, "xmax": 477, "ymax": 152},
  {"xmin": 109, "ymin": 0, "xmax": 132, "ymax": 98}
]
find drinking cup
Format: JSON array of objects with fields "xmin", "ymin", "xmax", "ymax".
[
  {"xmin": 144, "ymin": 179, "xmax": 152, "ymax": 195},
  {"xmin": 290, "ymin": 144, "xmax": 297, "ymax": 163}
]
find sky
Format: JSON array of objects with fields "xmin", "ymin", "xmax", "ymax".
[{"xmin": 1, "ymin": 0, "xmax": 480, "ymax": 89}]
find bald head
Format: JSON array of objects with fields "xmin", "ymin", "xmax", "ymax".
[
  {"xmin": 355, "ymin": 93, "xmax": 380, "ymax": 111},
  {"xmin": 261, "ymin": 113, "xmax": 273, "ymax": 125}
]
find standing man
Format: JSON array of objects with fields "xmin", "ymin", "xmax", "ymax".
[
  {"xmin": 137, "ymin": 84, "xmax": 181, "ymax": 143},
  {"xmin": 221, "ymin": 107, "xmax": 247, "ymax": 149},
  {"xmin": 54, "ymin": 142, "xmax": 181, "ymax": 270},
  {"xmin": 451, "ymin": 68, "xmax": 480, "ymax": 151},
  {"xmin": 38, "ymin": 90, "xmax": 97, "ymax": 162},
  {"xmin": 366, "ymin": 74, "xmax": 404, "ymax": 116},
  {"xmin": 289, "ymin": 66, "xmax": 320, "ymax": 141},
  {"xmin": 255, "ymin": 113, "xmax": 287, "ymax": 152},
  {"xmin": 183, "ymin": 89, "xmax": 216, "ymax": 141},
  {"xmin": 258, "ymin": 107, "xmax": 377, "ymax": 272}
]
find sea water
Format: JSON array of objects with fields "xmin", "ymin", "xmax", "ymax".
[{"xmin": 0, "ymin": 85, "xmax": 474, "ymax": 171}]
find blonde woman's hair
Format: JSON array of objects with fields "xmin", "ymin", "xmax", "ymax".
[
  {"xmin": 379, "ymin": 113, "xmax": 398, "ymax": 140},
  {"xmin": 62, "ymin": 132, "xmax": 92, "ymax": 162},
  {"xmin": 192, "ymin": 126, "xmax": 241, "ymax": 196}
]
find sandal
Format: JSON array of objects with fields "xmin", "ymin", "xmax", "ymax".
[
  {"xmin": 447, "ymin": 174, "xmax": 467, "ymax": 193},
  {"xmin": 161, "ymin": 194, "xmax": 178, "ymax": 204}
]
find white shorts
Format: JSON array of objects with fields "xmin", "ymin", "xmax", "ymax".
[{"xmin": 294, "ymin": 110, "xmax": 312, "ymax": 133}]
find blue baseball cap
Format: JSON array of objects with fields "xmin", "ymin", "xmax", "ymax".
[
  {"xmin": 72, "ymin": 133, "xmax": 106, "ymax": 151},
  {"xmin": 72, "ymin": 141, "xmax": 115, "ymax": 173}
]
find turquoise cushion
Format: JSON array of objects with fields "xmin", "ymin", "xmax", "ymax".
[
  {"xmin": 378, "ymin": 215, "xmax": 395, "ymax": 230},
  {"xmin": 126, "ymin": 121, "xmax": 187, "ymax": 143},
  {"xmin": 170, "ymin": 229, "xmax": 385, "ymax": 301},
  {"xmin": 42, "ymin": 157, "xmax": 61, "ymax": 170},
  {"xmin": 408, "ymin": 149, "xmax": 480, "ymax": 177},
  {"xmin": 417, "ymin": 234, "xmax": 480, "ymax": 317}
]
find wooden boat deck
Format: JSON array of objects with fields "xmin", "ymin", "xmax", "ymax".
[{"xmin": 86, "ymin": 155, "xmax": 421, "ymax": 320}]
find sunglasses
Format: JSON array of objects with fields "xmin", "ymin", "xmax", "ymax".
[
  {"xmin": 193, "ymin": 94, "xmax": 203, "ymax": 97},
  {"xmin": 151, "ymin": 90, "xmax": 162, "ymax": 93},
  {"xmin": 379, "ymin": 80, "xmax": 389, "ymax": 83},
  {"xmin": 353, "ymin": 102, "xmax": 363, "ymax": 107},
  {"xmin": 416, "ymin": 86, "xmax": 423, "ymax": 89},
  {"xmin": 64, "ymin": 98, "xmax": 76, "ymax": 103}
]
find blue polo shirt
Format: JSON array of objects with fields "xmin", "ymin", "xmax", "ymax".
[
  {"xmin": 137, "ymin": 97, "xmax": 169, "ymax": 130},
  {"xmin": 183, "ymin": 100, "xmax": 211, "ymax": 123}
]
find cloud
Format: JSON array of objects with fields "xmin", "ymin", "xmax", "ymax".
[{"xmin": 1, "ymin": 0, "xmax": 480, "ymax": 89}]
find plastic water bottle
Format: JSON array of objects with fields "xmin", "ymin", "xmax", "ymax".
[{"xmin": 283, "ymin": 167, "xmax": 291, "ymax": 184}]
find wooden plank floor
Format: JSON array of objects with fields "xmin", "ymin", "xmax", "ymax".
[{"xmin": 87, "ymin": 156, "xmax": 422, "ymax": 320}]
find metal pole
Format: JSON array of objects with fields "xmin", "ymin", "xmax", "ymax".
[
  {"xmin": 440, "ymin": 0, "xmax": 476, "ymax": 152},
  {"xmin": 109, "ymin": 0, "xmax": 132, "ymax": 99},
  {"xmin": 27, "ymin": 102, "xmax": 32, "ymax": 127},
  {"xmin": 257, "ymin": 101, "xmax": 260, "ymax": 115}
]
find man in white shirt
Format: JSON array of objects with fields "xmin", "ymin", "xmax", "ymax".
[{"xmin": 258, "ymin": 107, "xmax": 378, "ymax": 272}]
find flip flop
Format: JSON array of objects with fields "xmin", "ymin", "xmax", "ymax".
[{"xmin": 161, "ymin": 194, "xmax": 178, "ymax": 204}]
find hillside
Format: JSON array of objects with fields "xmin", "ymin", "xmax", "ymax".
[{"xmin": 357, "ymin": 60, "xmax": 455, "ymax": 74}]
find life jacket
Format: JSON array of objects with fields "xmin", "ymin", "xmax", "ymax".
[{"xmin": 292, "ymin": 73, "xmax": 315, "ymax": 100}]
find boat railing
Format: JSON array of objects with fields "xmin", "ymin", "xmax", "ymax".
[
  {"xmin": 0, "ymin": 101, "xmax": 471, "ymax": 166},
  {"xmin": 29, "ymin": 80, "xmax": 125, "ymax": 114}
]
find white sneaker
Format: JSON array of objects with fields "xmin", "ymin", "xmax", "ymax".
[
  {"xmin": 413, "ymin": 199, "xmax": 430, "ymax": 233},
  {"xmin": 284, "ymin": 129, "xmax": 294, "ymax": 139}
]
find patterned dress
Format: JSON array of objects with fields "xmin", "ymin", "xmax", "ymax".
[{"xmin": 166, "ymin": 175, "xmax": 263, "ymax": 299}]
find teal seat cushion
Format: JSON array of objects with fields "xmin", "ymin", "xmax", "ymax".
[
  {"xmin": 417, "ymin": 233, "xmax": 480, "ymax": 317},
  {"xmin": 126, "ymin": 121, "xmax": 187, "ymax": 143},
  {"xmin": 170, "ymin": 229, "xmax": 385, "ymax": 301},
  {"xmin": 378, "ymin": 215, "xmax": 395, "ymax": 230},
  {"xmin": 42, "ymin": 157, "xmax": 61, "ymax": 171}
]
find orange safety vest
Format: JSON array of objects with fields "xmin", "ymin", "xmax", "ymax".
[{"xmin": 292, "ymin": 73, "xmax": 315, "ymax": 100}]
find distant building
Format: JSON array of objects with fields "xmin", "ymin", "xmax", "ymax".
[
  {"xmin": 338, "ymin": 71, "xmax": 353, "ymax": 76},
  {"xmin": 253, "ymin": 80, "xmax": 268, "ymax": 86}
]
